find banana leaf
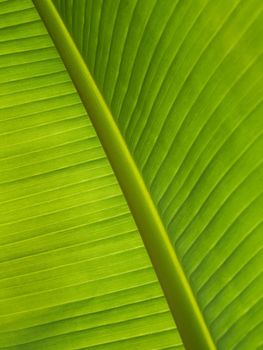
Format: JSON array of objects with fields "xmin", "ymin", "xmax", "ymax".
[{"xmin": 0, "ymin": 0, "xmax": 262, "ymax": 349}]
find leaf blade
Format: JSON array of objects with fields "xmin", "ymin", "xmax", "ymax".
[
  {"xmin": 0, "ymin": 0, "xmax": 182, "ymax": 348},
  {"xmin": 51, "ymin": 0, "xmax": 263, "ymax": 349}
]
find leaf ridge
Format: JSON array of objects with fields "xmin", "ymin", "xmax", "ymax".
[{"xmin": 32, "ymin": 1, "xmax": 216, "ymax": 349}]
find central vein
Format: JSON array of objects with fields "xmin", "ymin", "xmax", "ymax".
[{"xmin": 32, "ymin": 1, "xmax": 216, "ymax": 349}]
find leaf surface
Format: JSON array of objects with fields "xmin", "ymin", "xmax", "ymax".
[
  {"xmin": 0, "ymin": 1, "xmax": 183, "ymax": 349},
  {"xmin": 0, "ymin": 0, "xmax": 262, "ymax": 349},
  {"xmin": 50, "ymin": 0, "xmax": 263, "ymax": 349}
]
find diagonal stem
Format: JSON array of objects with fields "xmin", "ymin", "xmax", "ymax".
[{"xmin": 32, "ymin": 1, "xmax": 216, "ymax": 349}]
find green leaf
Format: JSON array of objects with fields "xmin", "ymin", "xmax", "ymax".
[{"xmin": 1, "ymin": 0, "xmax": 262, "ymax": 349}]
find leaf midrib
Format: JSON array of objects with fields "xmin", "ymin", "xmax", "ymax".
[{"xmin": 32, "ymin": 1, "xmax": 216, "ymax": 349}]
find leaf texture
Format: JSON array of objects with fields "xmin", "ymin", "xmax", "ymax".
[
  {"xmin": 51, "ymin": 0, "xmax": 263, "ymax": 349},
  {"xmin": 0, "ymin": 1, "xmax": 184, "ymax": 349}
]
